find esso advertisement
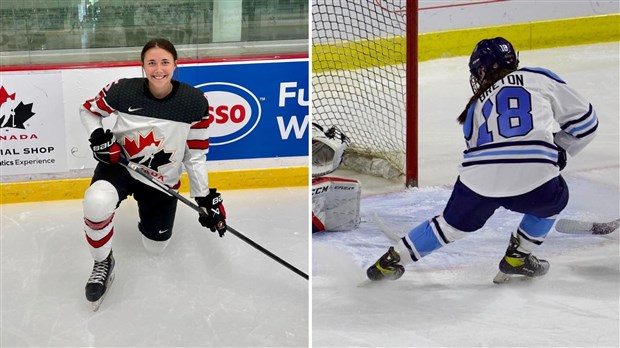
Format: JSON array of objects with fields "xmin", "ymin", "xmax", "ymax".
[
  {"xmin": 178, "ymin": 60, "xmax": 308, "ymax": 161},
  {"xmin": 199, "ymin": 84, "xmax": 261, "ymax": 145}
]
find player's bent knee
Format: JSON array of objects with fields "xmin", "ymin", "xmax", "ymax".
[
  {"xmin": 436, "ymin": 215, "xmax": 469, "ymax": 242},
  {"xmin": 83, "ymin": 180, "xmax": 119, "ymax": 221},
  {"xmin": 141, "ymin": 235, "xmax": 170, "ymax": 254}
]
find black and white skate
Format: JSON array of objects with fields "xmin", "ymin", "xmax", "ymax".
[
  {"xmin": 493, "ymin": 254, "xmax": 549, "ymax": 284},
  {"xmin": 85, "ymin": 251, "xmax": 115, "ymax": 311},
  {"xmin": 366, "ymin": 247, "xmax": 405, "ymax": 282}
]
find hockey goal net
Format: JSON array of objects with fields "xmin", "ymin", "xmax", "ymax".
[{"xmin": 312, "ymin": 0, "xmax": 418, "ymax": 186}]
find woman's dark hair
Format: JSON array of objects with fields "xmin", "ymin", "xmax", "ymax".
[
  {"xmin": 456, "ymin": 68, "xmax": 514, "ymax": 124},
  {"xmin": 140, "ymin": 38, "xmax": 178, "ymax": 63}
]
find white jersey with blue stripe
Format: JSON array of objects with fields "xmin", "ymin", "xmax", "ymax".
[{"xmin": 459, "ymin": 67, "xmax": 598, "ymax": 197}]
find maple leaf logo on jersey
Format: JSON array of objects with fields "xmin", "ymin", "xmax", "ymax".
[
  {"xmin": 136, "ymin": 150, "xmax": 174, "ymax": 171},
  {"xmin": 124, "ymin": 131, "xmax": 161, "ymax": 157},
  {"xmin": 0, "ymin": 85, "xmax": 36, "ymax": 129},
  {"xmin": 123, "ymin": 130, "xmax": 173, "ymax": 171}
]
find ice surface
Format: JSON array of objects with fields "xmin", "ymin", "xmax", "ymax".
[
  {"xmin": 1, "ymin": 187, "xmax": 308, "ymax": 347},
  {"xmin": 313, "ymin": 42, "xmax": 620, "ymax": 347}
]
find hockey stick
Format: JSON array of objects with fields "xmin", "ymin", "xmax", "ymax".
[
  {"xmin": 120, "ymin": 160, "xmax": 309, "ymax": 280},
  {"xmin": 554, "ymin": 217, "xmax": 620, "ymax": 235},
  {"xmin": 372, "ymin": 213, "xmax": 402, "ymax": 242},
  {"xmin": 376, "ymin": 211, "xmax": 619, "ymax": 236}
]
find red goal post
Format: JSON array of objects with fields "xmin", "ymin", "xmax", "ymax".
[{"xmin": 312, "ymin": 0, "xmax": 419, "ymax": 187}]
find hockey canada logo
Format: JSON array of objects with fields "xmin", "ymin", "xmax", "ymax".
[
  {"xmin": 195, "ymin": 82, "xmax": 261, "ymax": 146},
  {"xmin": 0, "ymin": 86, "xmax": 36, "ymax": 130},
  {"xmin": 123, "ymin": 130, "xmax": 173, "ymax": 171}
]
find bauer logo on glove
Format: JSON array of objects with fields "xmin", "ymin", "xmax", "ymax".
[
  {"xmin": 211, "ymin": 194, "xmax": 223, "ymax": 206},
  {"xmin": 89, "ymin": 128, "xmax": 122, "ymax": 165},
  {"xmin": 196, "ymin": 188, "xmax": 227, "ymax": 237}
]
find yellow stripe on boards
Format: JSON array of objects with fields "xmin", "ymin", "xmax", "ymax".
[
  {"xmin": 0, "ymin": 166, "xmax": 308, "ymax": 204},
  {"xmin": 312, "ymin": 14, "xmax": 619, "ymax": 73},
  {"xmin": 313, "ymin": 36, "xmax": 406, "ymax": 73}
]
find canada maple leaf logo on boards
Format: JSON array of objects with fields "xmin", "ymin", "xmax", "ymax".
[
  {"xmin": 0, "ymin": 85, "xmax": 36, "ymax": 129},
  {"xmin": 0, "ymin": 86, "xmax": 16, "ymax": 105}
]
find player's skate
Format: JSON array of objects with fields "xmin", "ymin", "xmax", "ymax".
[
  {"xmin": 493, "ymin": 234, "xmax": 549, "ymax": 284},
  {"xmin": 85, "ymin": 250, "xmax": 115, "ymax": 311},
  {"xmin": 366, "ymin": 247, "xmax": 405, "ymax": 281}
]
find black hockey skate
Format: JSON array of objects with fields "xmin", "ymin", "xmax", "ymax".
[
  {"xmin": 366, "ymin": 247, "xmax": 405, "ymax": 281},
  {"xmin": 493, "ymin": 234, "xmax": 549, "ymax": 284},
  {"xmin": 85, "ymin": 250, "xmax": 115, "ymax": 311}
]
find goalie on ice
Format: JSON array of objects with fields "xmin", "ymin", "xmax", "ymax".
[{"xmin": 312, "ymin": 122, "xmax": 361, "ymax": 232}]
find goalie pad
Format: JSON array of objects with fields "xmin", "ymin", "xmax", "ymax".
[{"xmin": 312, "ymin": 176, "xmax": 361, "ymax": 232}]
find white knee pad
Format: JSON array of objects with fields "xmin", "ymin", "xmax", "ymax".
[
  {"xmin": 83, "ymin": 180, "xmax": 119, "ymax": 222},
  {"xmin": 141, "ymin": 235, "xmax": 170, "ymax": 254},
  {"xmin": 83, "ymin": 180, "xmax": 119, "ymax": 261}
]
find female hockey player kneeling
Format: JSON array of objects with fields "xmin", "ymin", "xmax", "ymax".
[{"xmin": 80, "ymin": 38, "xmax": 226, "ymax": 311}]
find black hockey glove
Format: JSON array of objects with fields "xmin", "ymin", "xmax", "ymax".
[
  {"xmin": 89, "ymin": 128, "xmax": 122, "ymax": 165},
  {"xmin": 556, "ymin": 145, "xmax": 567, "ymax": 171},
  {"xmin": 196, "ymin": 188, "xmax": 227, "ymax": 237}
]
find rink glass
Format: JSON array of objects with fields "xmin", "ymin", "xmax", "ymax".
[{"xmin": 0, "ymin": 0, "xmax": 308, "ymax": 67}]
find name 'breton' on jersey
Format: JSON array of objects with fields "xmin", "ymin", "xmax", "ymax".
[
  {"xmin": 459, "ymin": 67, "xmax": 598, "ymax": 198},
  {"xmin": 80, "ymin": 78, "xmax": 211, "ymax": 198}
]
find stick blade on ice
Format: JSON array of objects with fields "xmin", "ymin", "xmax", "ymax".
[
  {"xmin": 591, "ymin": 219, "xmax": 620, "ymax": 235},
  {"xmin": 555, "ymin": 218, "xmax": 620, "ymax": 235}
]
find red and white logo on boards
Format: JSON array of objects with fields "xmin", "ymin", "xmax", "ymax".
[{"xmin": 196, "ymin": 82, "xmax": 261, "ymax": 146}]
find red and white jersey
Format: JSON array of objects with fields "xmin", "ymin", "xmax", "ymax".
[
  {"xmin": 80, "ymin": 78, "xmax": 210, "ymax": 197},
  {"xmin": 459, "ymin": 67, "xmax": 598, "ymax": 197}
]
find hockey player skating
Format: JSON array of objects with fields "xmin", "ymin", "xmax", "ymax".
[
  {"xmin": 367, "ymin": 37, "xmax": 598, "ymax": 284},
  {"xmin": 80, "ymin": 38, "xmax": 227, "ymax": 311}
]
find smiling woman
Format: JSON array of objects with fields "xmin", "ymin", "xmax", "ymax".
[{"xmin": 140, "ymin": 39, "xmax": 178, "ymax": 99}]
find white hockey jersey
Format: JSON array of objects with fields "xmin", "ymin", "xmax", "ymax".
[
  {"xmin": 459, "ymin": 67, "xmax": 598, "ymax": 197},
  {"xmin": 80, "ymin": 78, "xmax": 211, "ymax": 197}
]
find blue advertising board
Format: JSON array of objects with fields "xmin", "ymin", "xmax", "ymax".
[{"xmin": 177, "ymin": 59, "xmax": 309, "ymax": 161}]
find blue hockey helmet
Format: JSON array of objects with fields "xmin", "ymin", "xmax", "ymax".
[{"xmin": 468, "ymin": 37, "xmax": 519, "ymax": 93}]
